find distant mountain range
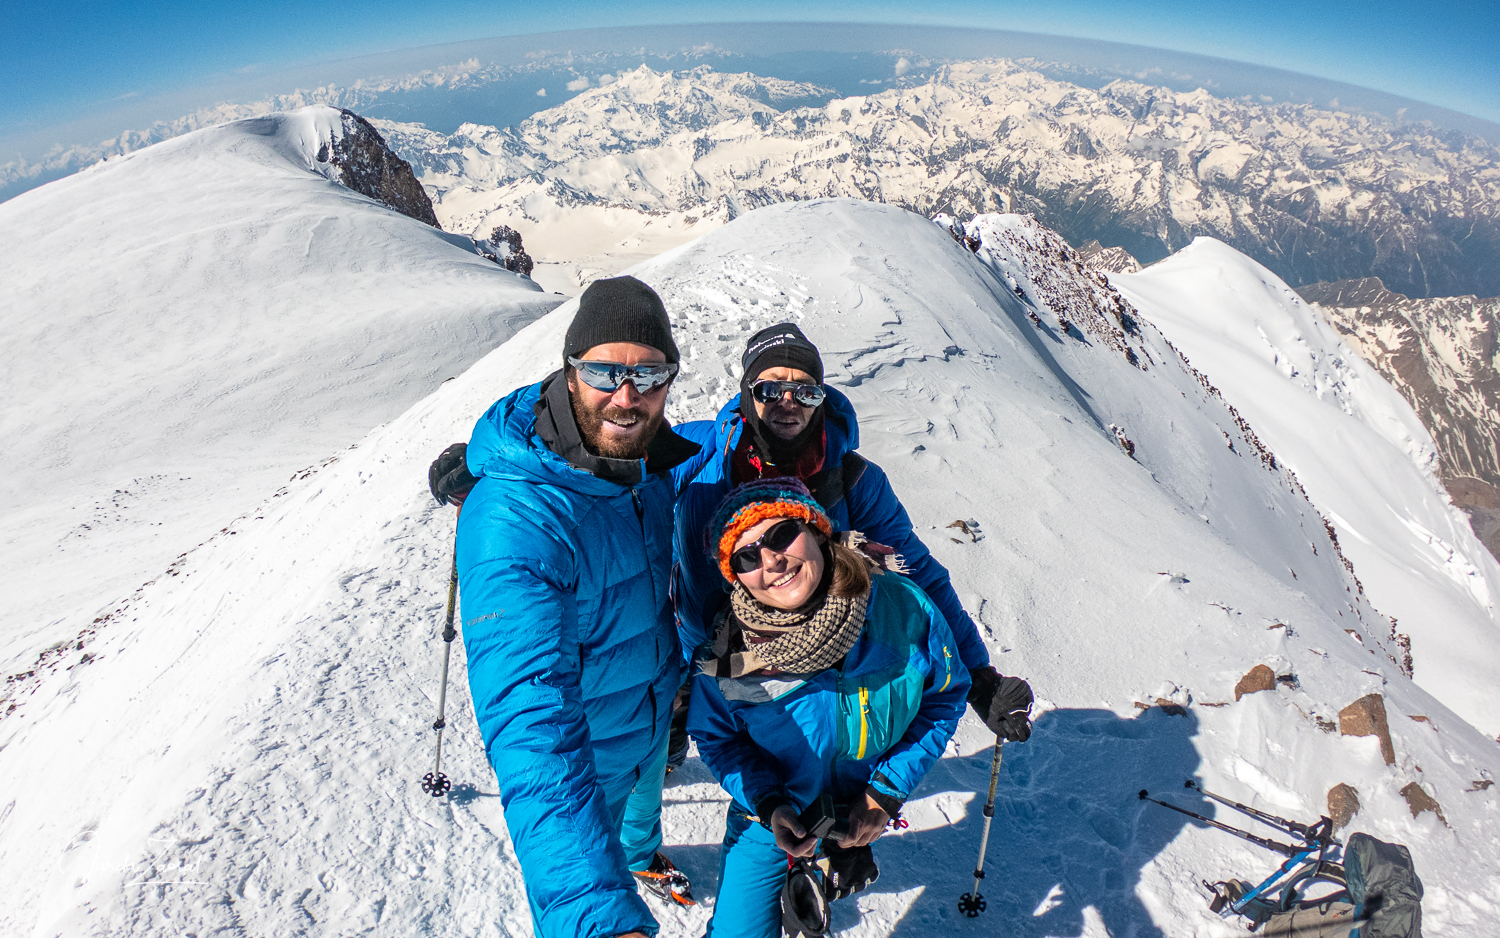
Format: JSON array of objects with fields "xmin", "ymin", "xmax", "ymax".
[{"xmin": 376, "ymin": 59, "xmax": 1500, "ymax": 300}]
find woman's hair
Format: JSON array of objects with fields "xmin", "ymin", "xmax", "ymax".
[{"xmin": 827, "ymin": 539, "xmax": 873, "ymax": 598}]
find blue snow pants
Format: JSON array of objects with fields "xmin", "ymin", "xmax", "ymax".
[{"xmin": 704, "ymin": 805, "xmax": 790, "ymax": 938}]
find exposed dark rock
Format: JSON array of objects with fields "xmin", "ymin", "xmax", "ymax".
[
  {"xmin": 1299, "ymin": 278, "xmax": 1500, "ymax": 563},
  {"xmin": 1400, "ymin": 781, "xmax": 1447, "ymax": 825},
  {"xmin": 317, "ymin": 110, "xmax": 440, "ymax": 228},
  {"xmin": 1326, "ymin": 783, "xmax": 1360, "ymax": 830},
  {"xmin": 1339, "ymin": 694, "xmax": 1396, "ymax": 765},
  {"xmin": 473, "ymin": 225, "xmax": 535, "ymax": 276},
  {"xmin": 1077, "ymin": 239, "xmax": 1141, "ymax": 274},
  {"xmin": 1234, "ymin": 664, "xmax": 1276, "ymax": 701}
]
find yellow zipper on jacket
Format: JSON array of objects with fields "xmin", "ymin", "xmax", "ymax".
[
  {"xmin": 939, "ymin": 646, "xmax": 954, "ymax": 692},
  {"xmin": 857, "ymin": 686, "xmax": 871, "ymax": 759}
]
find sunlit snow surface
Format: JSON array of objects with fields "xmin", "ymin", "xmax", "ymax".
[
  {"xmin": 0, "ymin": 106, "xmax": 560, "ymax": 673},
  {"xmin": 1110, "ymin": 239, "xmax": 1500, "ymax": 737},
  {"xmin": 0, "ymin": 199, "xmax": 1497, "ymax": 937}
]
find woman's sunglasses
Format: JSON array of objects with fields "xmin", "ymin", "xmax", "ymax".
[
  {"xmin": 750, "ymin": 380, "xmax": 826, "ymax": 408},
  {"xmin": 730, "ymin": 519, "xmax": 808, "ymax": 574},
  {"xmin": 568, "ymin": 356, "xmax": 679, "ymax": 393}
]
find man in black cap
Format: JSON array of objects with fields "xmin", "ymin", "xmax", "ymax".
[
  {"xmin": 670, "ymin": 322, "xmax": 1033, "ymax": 744},
  {"xmin": 431, "ymin": 276, "xmax": 700, "ymax": 937}
]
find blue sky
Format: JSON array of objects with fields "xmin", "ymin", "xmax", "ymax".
[{"xmin": 3, "ymin": 0, "xmax": 1497, "ymax": 129}]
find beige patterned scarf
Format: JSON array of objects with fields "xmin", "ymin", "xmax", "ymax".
[{"xmin": 701, "ymin": 582, "xmax": 871, "ymax": 679}]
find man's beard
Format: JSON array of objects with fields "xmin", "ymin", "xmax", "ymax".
[{"xmin": 572, "ymin": 398, "xmax": 664, "ymax": 460}]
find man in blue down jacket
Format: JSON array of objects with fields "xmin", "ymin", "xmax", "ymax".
[{"xmin": 456, "ymin": 277, "xmax": 700, "ymax": 938}]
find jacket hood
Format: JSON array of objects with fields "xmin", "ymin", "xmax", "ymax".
[
  {"xmin": 716, "ymin": 384, "xmax": 861, "ymax": 462},
  {"xmin": 467, "ymin": 373, "xmax": 699, "ymax": 494}
]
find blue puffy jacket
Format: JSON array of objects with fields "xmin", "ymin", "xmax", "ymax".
[
  {"xmin": 458, "ymin": 377, "xmax": 691, "ymax": 938},
  {"xmin": 671, "ymin": 388, "xmax": 990, "ymax": 671},
  {"xmin": 687, "ymin": 571, "xmax": 970, "ymax": 817}
]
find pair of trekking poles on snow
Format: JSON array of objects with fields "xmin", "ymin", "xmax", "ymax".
[{"xmin": 416, "ymin": 538, "xmax": 1010, "ymax": 917}]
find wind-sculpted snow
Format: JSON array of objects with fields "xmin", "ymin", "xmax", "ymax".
[
  {"xmin": 385, "ymin": 60, "xmax": 1500, "ymax": 299},
  {"xmin": 2, "ymin": 199, "xmax": 1495, "ymax": 937},
  {"xmin": 0, "ymin": 105, "xmax": 559, "ymax": 680}
]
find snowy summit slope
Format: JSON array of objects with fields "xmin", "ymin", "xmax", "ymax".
[
  {"xmin": 0, "ymin": 200, "xmax": 1496, "ymax": 937},
  {"xmin": 1110, "ymin": 240, "xmax": 1500, "ymax": 737},
  {"xmin": 0, "ymin": 105, "xmax": 561, "ymax": 672}
]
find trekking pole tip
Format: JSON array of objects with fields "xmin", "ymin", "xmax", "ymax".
[
  {"xmin": 1138, "ymin": 789, "xmax": 1149, "ymax": 799},
  {"xmin": 1184, "ymin": 779, "xmax": 1199, "ymax": 790}
]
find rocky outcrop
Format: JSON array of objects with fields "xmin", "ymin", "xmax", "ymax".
[
  {"xmin": 1299, "ymin": 278, "xmax": 1500, "ymax": 557},
  {"xmin": 1339, "ymin": 694, "xmax": 1396, "ymax": 765},
  {"xmin": 1234, "ymin": 664, "xmax": 1277, "ymax": 701},
  {"xmin": 317, "ymin": 110, "xmax": 439, "ymax": 228},
  {"xmin": 1327, "ymin": 783, "xmax": 1361, "ymax": 830},
  {"xmin": 473, "ymin": 225, "xmax": 534, "ymax": 276},
  {"xmin": 1077, "ymin": 240, "xmax": 1141, "ymax": 274},
  {"xmin": 1400, "ymin": 782, "xmax": 1447, "ymax": 825}
]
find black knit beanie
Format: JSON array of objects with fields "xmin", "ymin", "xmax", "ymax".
[
  {"xmin": 740, "ymin": 323, "xmax": 823, "ymax": 383},
  {"xmin": 564, "ymin": 276, "xmax": 679, "ymax": 364}
]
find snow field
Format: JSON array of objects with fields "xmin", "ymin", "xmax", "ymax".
[
  {"xmin": 0, "ymin": 105, "xmax": 561, "ymax": 675},
  {"xmin": 0, "ymin": 198, "xmax": 1496, "ymax": 937},
  {"xmin": 1110, "ymin": 239, "xmax": 1500, "ymax": 736}
]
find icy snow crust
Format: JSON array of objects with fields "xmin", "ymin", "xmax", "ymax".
[
  {"xmin": 0, "ymin": 106, "xmax": 559, "ymax": 673},
  {"xmin": 1110, "ymin": 239, "xmax": 1500, "ymax": 736},
  {"xmin": 0, "ymin": 200, "xmax": 1496, "ymax": 936}
]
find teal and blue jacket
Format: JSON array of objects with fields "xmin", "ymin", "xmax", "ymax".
[
  {"xmin": 457, "ymin": 376, "xmax": 693, "ymax": 938},
  {"xmin": 670, "ymin": 388, "xmax": 990, "ymax": 672},
  {"xmin": 687, "ymin": 571, "xmax": 970, "ymax": 819}
]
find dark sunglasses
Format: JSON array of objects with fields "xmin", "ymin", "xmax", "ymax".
[
  {"xmin": 750, "ymin": 380, "xmax": 826, "ymax": 408},
  {"xmin": 568, "ymin": 356, "xmax": 679, "ymax": 393},
  {"xmin": 730, "ymin": 519, "xmax": 809, "ymax": 575}
]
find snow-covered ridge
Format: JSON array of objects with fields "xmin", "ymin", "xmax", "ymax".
[
  {"xmin": 1108, "ymin": 237, "xmax": 1500, "ymax": 736},
  {"xmin": 1299, "ymin": 279, "xmax": 1500, "ymax": 553},
  {"xmin": 2, "ymin": 198, "xmax": 1495, "ymax": 937},
  {"xmin": 385, "ymin": 60, "xmax": 1500, "ymax": 299},
  {"xmin": 0, "ymin": 105, "xmax": 559, "ymax": 677}
]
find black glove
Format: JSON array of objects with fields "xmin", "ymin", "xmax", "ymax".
[
  {"xmin": 967, "ymin": 665, "xmax": 1034, "ymax": 742},
  {"xmin": 823, "ymin": 842, "xmax": 879, "ymax": 901},
  {"xmin": 428, "ymin": 442, "xmax": 478, "ymax": 506}
]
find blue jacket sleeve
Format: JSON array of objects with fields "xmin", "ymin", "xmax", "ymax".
[
  {"xmin": 687, "ymin": 672, "xmax": 793, "ymax": 814},
  {"xmin": 668, "ymin": 418, "xmax": 719, "ymax": 496},
  {"xmin": 458, "ymin": 491, "xmax": 656, "ymax": 938},
  {"xmin": 869, "ymin": 596, "xmax": 971, "ymax": 804},
  {"xmin": 845, "ymin": 459, "xmax": 991, "ymax": 670}
]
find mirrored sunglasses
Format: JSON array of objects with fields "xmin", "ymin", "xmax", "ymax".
[
  {"xmin": 568, "ymin": 356, "xmax": 679, "ymax": 393},
  {"xmin": 730, "ymin": 518, "xmax": 808, "ymax": 574},
  {"xmin": 750, "ymin": 380, "xmax": 826, "ymax": 408}
]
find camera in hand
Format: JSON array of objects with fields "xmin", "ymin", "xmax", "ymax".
[{"xmin": 798, "ymin": 792, "xmax": 850, "ymax": 842}]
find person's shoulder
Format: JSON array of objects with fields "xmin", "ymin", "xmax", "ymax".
[
  {"xmin": 458, "ymin": 473, "xmax": 584, "ymax": 566},
  {"xmin": 468, "ymin": 381, "xmax": 546, "ymax": 476},
  {"xmin": 865, "ymin": 572, "xmax": 939, "ymax": 637}
]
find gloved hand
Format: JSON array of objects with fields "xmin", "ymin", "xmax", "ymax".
[
  {"xmin": 967, "ymin": 665, "xmax": 1034, "ymax": 742},
  {"xmin": 428, "ymin": 443, "xmax": 477, "ymax": 507},
  {"xmin": 822, "ymin": 842, "xmax": 879, "ymax": 900}
]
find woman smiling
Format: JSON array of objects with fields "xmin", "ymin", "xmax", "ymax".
[{"xmin": 688, "ymin": 478, "xmax": 970, "ymax": 937}]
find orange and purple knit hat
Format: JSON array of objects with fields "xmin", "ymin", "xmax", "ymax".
[{"xmin": 708, "ymin": 478, "xmax": 833, "ymax": 581}]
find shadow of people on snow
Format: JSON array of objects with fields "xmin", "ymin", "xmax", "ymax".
[{"xmin": 846, "ymin": 706, "xmax": 1207, "ymax": 938}]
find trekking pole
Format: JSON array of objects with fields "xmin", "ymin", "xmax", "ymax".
[
  {"xmin": 420, "ymin": 545, "xmax": 460, "ymax": 797},
  {"xmin": 1183, "ymin": 780, "xmax": 1331, "ymax": 844},
  {"xmin": 957, "ymin": 739, "xmax": 1003, "ymax": 916},
  {"xmin": 1138, "ymin": 790, "xmax": 1300, "ymax": 857}
]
